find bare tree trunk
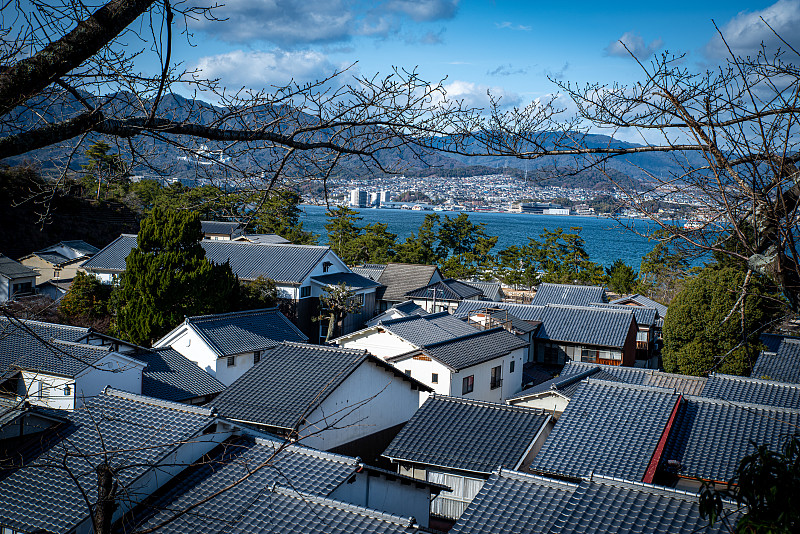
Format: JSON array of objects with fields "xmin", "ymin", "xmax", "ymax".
[{"xmin": 93, "ymin": 463, "xmax": 118, "ymax": 534}]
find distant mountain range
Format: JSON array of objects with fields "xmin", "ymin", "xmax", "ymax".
[{"xmin": 3, "ymin": 92, "xmax": 701, "ymax": 189}]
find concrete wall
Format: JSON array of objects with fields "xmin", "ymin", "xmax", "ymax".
[
  {"xmin": 508, "ymin": 392, "xmax": 570, "ymax": 418},
  {"xmin": 156, "ymin": 326, "xmax": 218, "ymax": 376},
  {"xmin": 297, "ymin": 360, "xmax": 423, "ymax": 451}
]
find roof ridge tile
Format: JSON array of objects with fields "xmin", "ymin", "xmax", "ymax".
[{"xmin": 104, "ymin": 387, "xmax": 215, "ymax": 416}]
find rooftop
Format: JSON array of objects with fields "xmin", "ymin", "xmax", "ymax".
[
  {"xmin": 610, "ymin": 293, "xmax": 669, "ymax": 318},
  {"xmin": 530, "ymin": 283, "xmax": 607, "ymax": 307},
  {"xmin": 405, "ymin": 278, "xmax": 483, "ymax": 301},
  {"xmin": 0, "ymin": 254, "xmax": 37, "ymax": 280},
  {"xmin": 751, "ymin": 336, "xmax": 800, "ymax": 383},
  {"xmin": 137, "ymin": 347, "xmax": 226, "ymax": 402},
  {"xmin": 376, "ymin": 263, "xmax": 441, "ymax": 302},
  {"xmin": 382, "ymin": 395, "xmax": 551, "ymax": 474},
  {"xmin": 375, "ymin": 312, "xmax": 478, "ymax": 347},
  {"xmin": 702, "ymin": 372, "xmax": 800, "ymax": 409},
  {"xmin": 530, "ymin": 380, "xmax": 682, "ymax": 481},
  {"xmin": 534, "ymin": 305, "xmax": 636, "ymax": 349},
  {"xmin": 454, "ymin": 299, "xmax": 545, "ymax": 322}
]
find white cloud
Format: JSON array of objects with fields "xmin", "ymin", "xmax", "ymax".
[
  {"xmin": 385, "ymin": 0, "xmax": 459, "ymax": 22},
  {"xmin": 495, "ymin": 21, "xmax": 532, "ymax": 31},
  {"xmin": 605, "ymin": 31, "xmax": 663, "ymax": 58},
  {"xmin": 194, "ymin": 49, "xmax": 340, "ymax": 89},
  {"xmin": 705, "ymin": 0, "xmax": 800, "ymax": 58},
  {"xmin": 190, "ymin": 0, "xmax": 459, "ymax": 46},
  {"xmin": 487, "ymin": 64, "xmax": 529, "ymax": 77},
  {"xmin": 441, "ymin": 80, "xmax": 521, "ymax": 108}
]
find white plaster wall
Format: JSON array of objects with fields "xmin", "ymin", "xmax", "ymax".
[
  {"xmin": 336, "ymin": 330, "xmax": 417, "ymax": 360},
  {"xmin": 449, "ymin": 346, "xmax": 526, "ymax": 403},
  {"xmin": 410, "ymin": 298, "xmax": 459, "ymax": 314},
  {"xmin": 391, "ymin": 356, "xmax": 452, "ymax": 400},
  {"xmin": 297, "ymin": 361, "xmax": 422, "ymax": 450},
  {"xmin": 331, "ymin": 472, "xmax": 432, "ymax": 527},
  {"xmin": 508, "ymin": 394, "xmax": 569, "ymax": 418},
  {"xmin": 156, "ymin": 327, "xmax": 218, "ymax": 376},
  {"xmin": 21, "ymin": 371, "xmax": 75, "ymax": 410},
  {"xmin": 214, "ymin": 351, "xmax": 259, "ymax": 386},
  {"xmin": 76, "ymin": 355, "xmax": 144, "ymax": 406}
]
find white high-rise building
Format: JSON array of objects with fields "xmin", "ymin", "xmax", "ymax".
[{"xmin": 349, "ymin": 188, "xmax": 368, "ymax": 208}]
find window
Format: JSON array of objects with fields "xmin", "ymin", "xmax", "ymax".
[
  {"xmin": 322, "ymin": 261, "xmax": 333, "ymax": 273},
  {"xmin": 432, "ymin": 373, "xmax": 439, "ymax": 384},
  {"xmin": 300, "ymin": 286, "xmax": 311, "ymax": 298},
  {"xmin": 490, "ymin": 365, "xmax": 502, "ymax": 389},
  {"xmin": 63, "ymin": 385, "xmax": 71, "ymax": 396},
  {"xmin": 227, "ymin": 356, "xmax": 235, "ymax": 367},
  {"xmin": 462, "ymin": 375, "xmax": 474, "ymax": 395},
  {"xmin": 405, "ymin": 370, "xmax": 412, "ymax": 377},
  {"xmin": 253, "ymin": 351, "xmax": 261, "ymax": 364},
  {"xmin": 509, "ymin": 360, "xmax": 515, "ymax": 373}
]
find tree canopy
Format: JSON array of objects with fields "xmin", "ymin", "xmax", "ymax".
[
  {"xmin": 115, "ymin": 207, "xmax": 239, "ymax": 344},
  {"xmin": 662, "ymin": 266, "xmax": 783, "ymax": 376}
]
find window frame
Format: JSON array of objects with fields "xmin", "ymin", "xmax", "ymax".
[
  {"xmin": 462, "ymin": 375, "xmax": 474, "ymax": 395},
  {"xmin": 490, "ymin": 365, "xmax": 502, "ymax": 389},
  {"xmin": 227, "ymin": 356, "xmax": 235, "ymax": 367}
]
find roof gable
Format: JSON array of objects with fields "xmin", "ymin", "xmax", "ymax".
[
  {"xmin": 81, "ymin": 234, "xmax": 335, "ymax": 283},
  {"xmin": 137, "ymin": 347, "xmax": 226, "ymax": 402},
  {"xmin": 382, "ymin": 395, "xmax": 551, "ymax": 474},
  {"xmin": 182, "ymin": 307, "xmax": 308, "ymax": 356},
  {"xmin": 0, "ymin": 389, "xmax": 215, "ymax": 534},
  {"xmin": 531, "ymin": 283, "xmax": 606, "ymax": 307},
  {"xmin": 378, "ymin": 312, "xmax": 478, "ymax": 348},
  {"xmin": 376, "ymin": 263, "xmax": 441, "ymax": 301},
  {"xmin": 610, "ymin": 293, "xmax": 669, "ymax": 317},
  {"xmin": 530, "ymin": 380, "xmax": 682, "ymax": 480}
]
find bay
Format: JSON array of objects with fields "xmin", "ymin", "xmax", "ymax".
[{"xmin": 300, "ymin": 205, "xmax": 659, "ymax": 270}]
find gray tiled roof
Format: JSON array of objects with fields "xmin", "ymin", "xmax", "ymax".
[
  {"xmin": 227, "ymin": 486, "xmax": 419, "ymax": 534},
  {"xmin": 450, "ymin": 469, "xmax": 578, "ymax": 534},
  {"xmin": 0, "ymin": 388, "xmax": 215, "ymax": 534},
  {"xmin": 0, "ymin": 317, "xmax": 119, "ymax": 377},
  {"xmin": 127, "ymin": 436, "xmax": 367, "ymax": 534},
  {"xmin": 29, "ymin": 250, "xmax": 73, "ymax": 266},
  {"xmin": 235, "ymin": 233, "xmax": 290, "ymax": 244},
  {"xmin": 451, "ymin": 470, "xmax": 737, "ymax": 534},
  {"xmin": 557, "ymin": 360, "xmax": 707, "ymax": 396},
  {"xmin": 137, "ymin": 347, "xmax": 226, "ymax": 402},
  {"xmin": 397, "ymin": 327, "xmax": 528, "ymax": 371},
  {"xmin": 379, "ymin": 312, "xmax": 478, "ymax": 347},
  {"xmin": 454, "ymin": 300, "xmax": 545, "ymax": 322},
  {"xmin": 366, "ymin": 301, "xmax": 429, "ymax": 327},
  {"xmin": 702, "ymin": 373, "xmax": 800, "ymax": 409},
  {"xmin": 508, "ymin": 367, "xmax": 622, "ymax": 401},
  {"xmin": 383, "ymin": 395, "xmax": 551, "ymax": 474},
  {"xmin": 376, "ymin": 263, "xmax": 440, "ymax": 302},
  {"xmin": 182, "ymin": 307, "xmax": 308, "ymax": 356},
  {"xmin": 663, "ymin": 396, "xmax": 800, "ymax": 482},
  {"xmin": 759, "ymin": 332, "xmax": 793, "ymax": 353},
  {"xmin": 530, "ymin": 380, "xmax": 681, "ymax": 480},
  {"xmin": 405, "ymin": 278, "xmax": 483, "ymax": 301},
  {"xmin": 458, "ymin": 279, "xmax": 504, "ymax": 301},
  {"xmin": 531, "ymin": 283, "xmax": 606, "ymax": 307},
  {"xmin": 56, "ymin": 240, "xmax": 100, "ymax": 257},
  {"xmin": 550, "ymin": 476, "xmax": 737, "ymax": 534},
  {"xmin": 201, "ymin": 220, "xmax": 243, "ymax": 235},
  {"xmin": 311, "ymin": 271, "xmax": 381, "ymax": 290},
  {"xmin": 212, "ymin": 342, "xmax": 428, "ymax": 430},
  {"xmin": 81, "ymin": 234, "xmax": 334, "ymax": 283},
  {"xmin": 590, "ymin": 302, "xmax": 659, "ymax": 326},
  {"xmin": 0, "ymin": 254, "xmax": 37, "ymax": 280},
  {"xmin": 534, "ymin": 305, "xmax": 635, "ymax": 349},
  {"xmin": 351, "ymin": 263, "xmax": 387, "ymax": 281},
  {"xmin": 752, "ymin": 337, "xmax": 800, "ymax": 383},
  {"xmin": 610, "ymin": 293, "xmax": 669, "ymax": 318}
]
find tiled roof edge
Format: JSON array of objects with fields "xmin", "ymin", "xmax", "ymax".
[
  {"xmin": 430, "ymin": 393, "xmax": 548, "ymax": 415},
  {"xmin": 710, "ymin": 372, "xmax": 800, "ymax": 389},
  {"xmin": 683, "ymin": 394, "xmax": 800, "ymax": 414},
  {"xmin": 494, "ymin": 466, "xmax": 580, "ymax": 488},
  {"xmin": 422, "ymin": 326, "xmax": 518, "ymax": 349},
  {"xmin": 186, "ymin": 307, "xmax": 281, "ymax": 323},
  {"xmin": 583, "ymin": 378, "xmax": 681, "ymax": 396},
  {"xmin": 104, "ymin": 387, "xmax": 215, "ymax": 416},
  {"xmin": 253, "ymin": 437, "xmax": 360, "ymax": 466}
]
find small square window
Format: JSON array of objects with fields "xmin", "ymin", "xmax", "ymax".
[
  {"xmin": 227, "ymin": 356, "xmax": 235, "ymax": 367},
  {"xmin": 432, "ymin": 373, "xmax": 439, "ymax": 384},
  {"xmin": 300, "ymin": 286, "xmax": 311, "ymax": 298},
  {"xmin": 63, "ymin": 385, "xmax": 71, "ymax": 396},
  {"xmin": 510, "ymin": 360, "xmax": 515, "ymax": 373},
  {"xmin": 323, "ymin": 261, "xmax": 333, "ymax": 273},
  {"xmin": 405, "ymin": 370, "xmax": 412, "ymax": 377},
  {"xmin": 462, "ymin": 375, "xmax": 474, "ymax": 395},
  {"xmin": 254, "ymin": 351, "xmax": 261, "ymax": 364}
]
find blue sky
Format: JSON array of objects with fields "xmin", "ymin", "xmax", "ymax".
[{"xmin": 169, "ymin": 0, "xmax": 797, "ymax": 114}]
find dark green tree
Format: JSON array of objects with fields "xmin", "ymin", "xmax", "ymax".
[
  {"xmin": 251, "ymin": 189, "xmax": 317, "ymax": 244},
  {"xmin": 82, "ymin": 141, "xmax": 125, "ymax": 201},
  {"xmin": 58, "ymin": 272, "xmax": 112, "ymax": 322},
  {"xmin": 324, "ymin": 206, "xmax": 363, "ymax": 265},
  {"xmin": 238, "ymin": 276, "xmax": 279, "ymax": 310},
  {"xmin": 538, "ymin": 227, "xmax": 604, "ymax": 285},
  {"xmin": 395, "ymin": 214, "xmax": 441, "ymax": 265},
  {"xmin": 348, "ymin": 223, "xmax": 398, "ymax": 265},
  {"xmin": 436, "ymin": 213, "xmax": 497, "ymax": 278},
  {"xmin": 606, "ymin": 260, "xmax": 638, "ymax": 294},
  {"xmin": 115, "ymin": 208, "xmax": 239, "ymax": 345},
  {"xmin": 636, "ymin": 231, "xmax": 690, "ymax": 304},
  {"xmin": 662, "ymin": 266, "xmax": 783, "ymax": 376},
  {"xmin": 700, "ymin": 434, "xmax": 800, "ymax": 533}
]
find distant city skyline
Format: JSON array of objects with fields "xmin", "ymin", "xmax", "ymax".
[{"xmin": 158, "ymin": 0, "xmax": 800, "ymax": 143}]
